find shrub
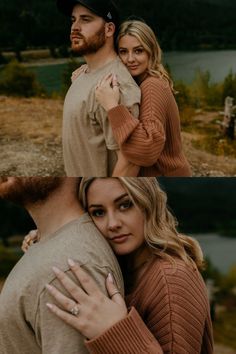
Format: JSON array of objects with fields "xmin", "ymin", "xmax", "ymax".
[
  {"xmin": 175, "ymin": 81, "xmax": 191, "ymax": 109},
  {"xmin": 0, "ymin": 52, "xmax": 8, "ymax": 65},
  {"xmin": 189, "ymin": 68, "xmax": 211, "ymax": 108},
  {"xmin": 222, "ymin": 69, "xmax": 236, "ymax": 103},
  {"xmin": 0, "ymin": 60, "xmax": 45, "ymax": 97},
  {"xmin": 189, "ymin": 68, "xmax": 224, "ymax": 109},
  {"xmin": 179, "ymin": 106, "xmax": 195, "ymax": 127}
]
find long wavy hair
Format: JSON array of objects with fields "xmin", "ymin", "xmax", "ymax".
[
  {"xmin": 79, "ymin": 177, "xmax": 204, "ymax": 270},
  {"xmin": 117, "ymin": 20, "xmax": 174, "ymax": 91}
]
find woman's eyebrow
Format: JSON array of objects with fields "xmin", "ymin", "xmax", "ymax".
[
  {"xmin": 88, "ymin": 193, "xmax": 129, "ymax": 209},
  {"xmin": 88, "ymin": 204, "xmax": 102, "ymax": 209},
  {"xmin": 114, "ymin": 193, "xmax": 129, "ymax": 203}
]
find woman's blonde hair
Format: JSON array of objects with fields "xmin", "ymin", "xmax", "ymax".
[
  {"xmin": 79, "ymin": 177, "xmax": 204, "ymax": 270},
  {"xmin": 118, "ymin": 20, "xmax": 174, "ymax": 91}
]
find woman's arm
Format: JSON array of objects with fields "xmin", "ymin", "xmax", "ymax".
[
  {"xmin": 46, "ymin": 261, "xmax": 163, "ymax": 353},
  {"xmin": 95, "ymin": 75, "xmax": 140, "ymax": 176},
  {"xmin": 86, "ymin": 261, "xmax": 213, "ymax": 354},
  {"xmin": 96, "ymin": 76, "xmax": 169, "ymax": 167},
  {"xmin": 107, "ymin": 77, "xmax": 169, "ymax": 167},
  {"xmin": 46, "ymin": 260, "xmax": 213, "ymax": 354}
]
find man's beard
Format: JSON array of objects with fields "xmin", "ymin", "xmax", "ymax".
[
  {"xmin": 71, "ymin": 25, "xmax": 106, "ymax": 56},
  {"xmin": 0, "ymin": 177, "xmax": 63, "ymax": 206}
]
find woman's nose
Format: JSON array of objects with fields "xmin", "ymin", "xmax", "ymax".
[
  {"xmin": 107, "ymin": 213, "xmax": 122, "ymax": 231},
  {"xmin": 127, "ymin": 52, "xmax": 135, "ymax": 63}
]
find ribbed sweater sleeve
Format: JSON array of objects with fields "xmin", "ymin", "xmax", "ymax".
[
  {"xmin": 107, "ymin": 77, "xmax": 171, "ymax": 167},
  {"xmin": 85, "ymin": 259, "xmax": 213, "ymax": 354},
  {"xmin": 85, "ymin": 307, "xmax": 163, "ymax": 354}
]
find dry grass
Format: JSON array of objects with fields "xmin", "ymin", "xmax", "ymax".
[
  {"xmin": 181, "ymin": 109, "xmax": 236, "ymax": 176},
  {"xmin": 0, "ymin": 96, "xmax": 236, "ymax": 176},
  {"xmin": 0, "ymin": 95, "xmax": 64, "ymax": 175}
]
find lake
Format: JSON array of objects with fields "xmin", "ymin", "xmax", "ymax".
[
  {"xmin": 164, "ymin": 50, "xmax": 236, "ymax": 84},
  {"xmin": 29, "ymin": 50, "xmax": 236, "ymax": 94},
  {"xmin": 192, "ymin": 234, "xmax": 236, "ymax": 274}
]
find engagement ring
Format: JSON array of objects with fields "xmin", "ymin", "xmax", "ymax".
[{"xmin": 70, "ymin": 305, "xmax": 80, "ymax": 316}]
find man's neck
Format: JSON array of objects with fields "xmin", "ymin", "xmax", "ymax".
[
  {"xmin": 27, "ymin": 183, "xmax": 84, "ymax": 240},
  {"xmin": 84, "ymin": 45, "xmax": 117, "ymax": 72}
]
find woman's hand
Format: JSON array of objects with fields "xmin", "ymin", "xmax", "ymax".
[
  {"xmin": 21, "ymin": 229, "xmax": 39, "ymax": 252},
  {"xmin": 71, "ymin": 64, "xmax": 88, "ymax": 82},
  {"xmin": 46, "ymin": 259, "xmax": 127, "ymax": 340},
  {"xmin": 112, "ymin": 150, "xmax": 140, "ymax": 177},
  {"xmin": 95, "ymin": 73, "xmax": 120, "ymax": 111}
]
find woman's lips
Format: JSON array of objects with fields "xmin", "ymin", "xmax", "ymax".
[
  {"xmin": 128, "ymin": 66, "xmax": 139, "ymax": 70},
  {"xmin": 110, "ymin": 234, "xmax": 130, "ymax": 244}
]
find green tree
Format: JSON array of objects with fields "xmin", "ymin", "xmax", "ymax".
[{"xmin": 190, "ymin": 68, "xmax": 211, "ymax": 108}]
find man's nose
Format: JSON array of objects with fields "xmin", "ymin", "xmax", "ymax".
[{"xmin": 71, "ymin": 20, "xmax": 81, "ymax": 32}]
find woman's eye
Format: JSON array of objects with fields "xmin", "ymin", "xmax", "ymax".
[
  {"xmin": 120, "ymin": 200, "xmax": 133, "ymax": 210},
  {"xmin": 91, "ymin": 209, "xmax": 104, "ymax": 217},
  {"xmin": 135, "ymin": 49, "xmax": 143, "ymax": 54},
  {"xmin": 119, "ymin": 50, "xmax": 127, "ymax": 55}
]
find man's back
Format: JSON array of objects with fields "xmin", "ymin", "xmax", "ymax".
[
  {"xmin": 63, "ymin": 57, "xmax": 140, "ymax": 176},
  {"xmin": 0, "ymin": 213, "xmax": 123, "ymax": 354}
]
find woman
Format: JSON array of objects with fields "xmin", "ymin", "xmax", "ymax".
[
  {"xmin": 73, "ymin": 21, "xmax": 192, "ymax": 176},
  {"xmin": 23, "ymin": 178, "xmax": 213, "ymax": 353}
]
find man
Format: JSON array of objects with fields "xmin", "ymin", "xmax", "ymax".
[
  {"xmin": 57, "ymin": 0, "xmax": 141, "ymax": 176},
  {"xmin": 0, "ymin": 177, "xmax": 123, "ymax": 354}
]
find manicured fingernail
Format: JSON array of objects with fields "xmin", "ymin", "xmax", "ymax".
[
  {"xmin": 52, "ymin": 266, "xmax": 60, "ymax": 274},
  {"xmin": 107, "ymin": 273, "xmax": 114, "ymax": 283},
  {"xmin": 46, "ymin": 303, "xmax": 53, "ymax": 309},
  {"xmin": 45, "ymin": 283, "xmax": 53, "ymax": 290},
  {"xmin": 68, "ymin": 259, "xmax": 75, "ymax": 267}
]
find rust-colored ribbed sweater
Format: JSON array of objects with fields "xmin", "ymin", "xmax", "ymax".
[
  {"xmin": 108, "ymin": 76, "xmax": 192, "ymax": 176},
  {"xmin": 86, "ymin": 258, "xmax": 214, "ymax": 353}
]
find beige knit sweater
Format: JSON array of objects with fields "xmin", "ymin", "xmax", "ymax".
[
  {"xmin": 86, "ymin": 257, "xmax": 213, "ymax": 353},
  {"xmin": 108, "ymin": 76, "xmax": 192, "ymax": 176}
]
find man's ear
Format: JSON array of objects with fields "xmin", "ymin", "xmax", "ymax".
[{"xmin": 105, "ymin": 22, "xmax": 115, "ymax": 38}]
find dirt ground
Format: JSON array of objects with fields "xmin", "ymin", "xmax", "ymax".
[
  {"xmin": 0, "ymin": 95, "xmax": 64, "ymax": 175},
  {"xmin": 0, "ymin": 95, "xmax": 236, "ymax": 176},
  {"xmin": 215, "ymin": 344, "xmax": 236, "ymax": 354}
]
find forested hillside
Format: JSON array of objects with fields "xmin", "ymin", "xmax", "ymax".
[{"xmin": 1, "ymin": 0, "xmax": 236, "ymax": 51}]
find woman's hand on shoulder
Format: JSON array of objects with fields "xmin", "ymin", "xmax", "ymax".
[
  {"xmin": 46, "ymin": 259, "xmax": 127, "ymax": 340},
  {"xmin": 95, "ymin": 73, "xmax": 120, "ymax": 111},
  {"xmin": 71, "ymin": 64, "xmax": 88, "ymax": 82},
  {"xmin": 21, "ymin": 229, "xmax": 39, "ymax": 252}
]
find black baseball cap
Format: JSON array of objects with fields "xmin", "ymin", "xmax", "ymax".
[{"xmin": 57, "ymin": 0, "xmax": 120, "ymax": 28}]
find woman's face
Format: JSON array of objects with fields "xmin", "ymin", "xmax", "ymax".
[
  {"xmin": 118, "ymin": 34, "xmax": 149, "ymax": 81},
  {"xmin": 87, "ymin": 178, "xmax": 145, "ymax": 256}
]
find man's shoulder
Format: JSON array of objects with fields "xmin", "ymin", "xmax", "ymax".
[
  {"xmin": 38, "ymin": 214, "xmax": 114, "ymax": 264},
  {"xmin": 2, "ymin": 214, "xmax": 117, "ymax": 292}
]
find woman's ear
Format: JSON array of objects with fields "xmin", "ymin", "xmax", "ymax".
[{"xmin": 105, "ymin": 22, "xmax": 116, "ymax": 38}]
